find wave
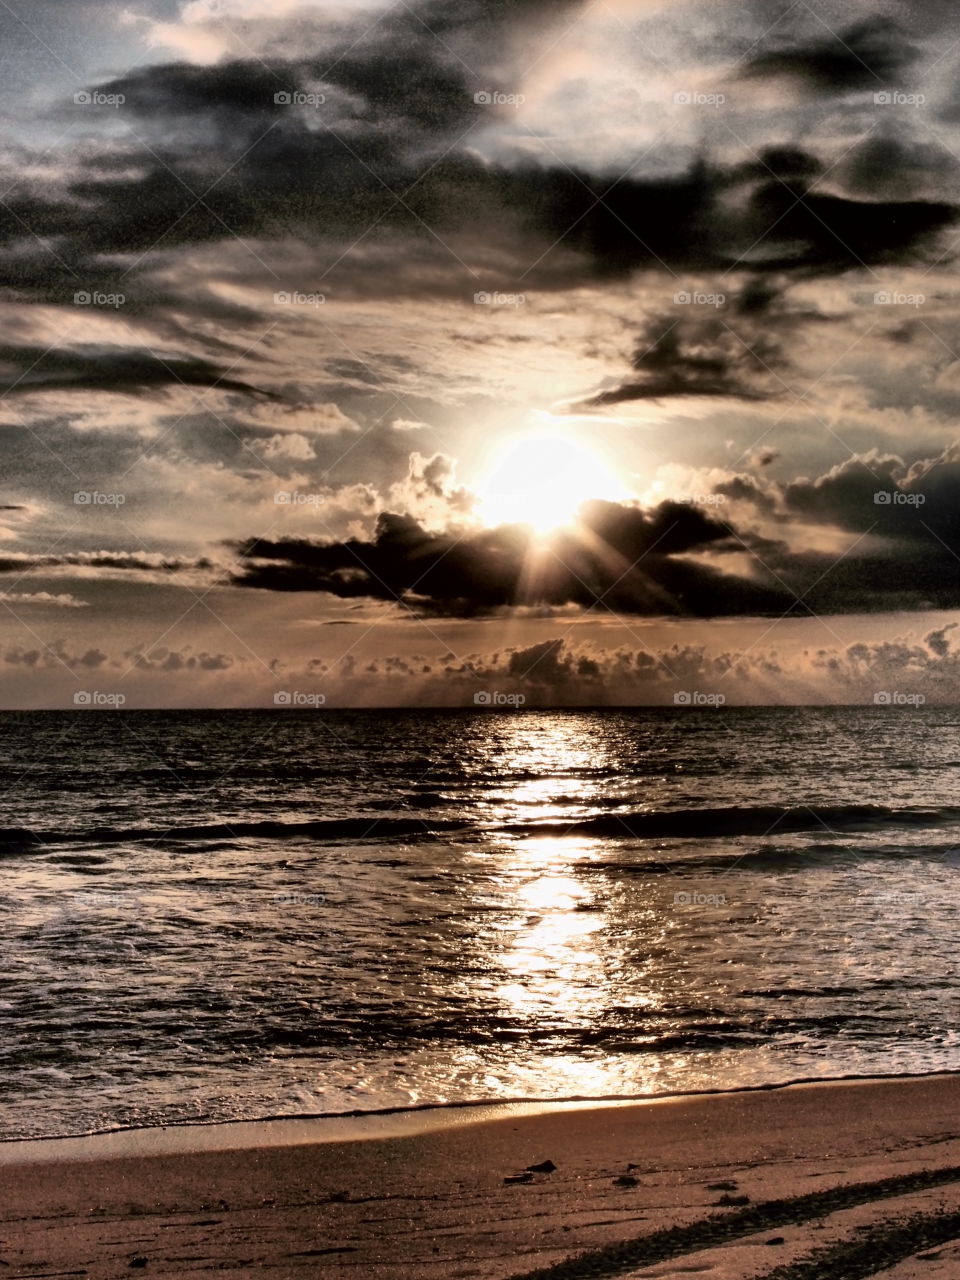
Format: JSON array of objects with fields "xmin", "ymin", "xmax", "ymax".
[
  {"xmin": 0, "ymin": 816, "xmax": 474, "ymax": 851},
  {"xmin": 5, "ymin": 1067, "xmax": 960, "ymax": 1148},
  {"xmin": 537, "ymin": 803, "xmax": 960, "ymax": 840},
  {"xmin": 4, "ymin": 802, "xmax": 960, "ymax": 854}
]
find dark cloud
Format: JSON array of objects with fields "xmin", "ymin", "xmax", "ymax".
[
  {"xmin": 0, "ymin": 40, "xmax": 947, "ymax": 309},
  {"xmin": 0, "ymin": 345, "xmax": 273, "ymax": 398},
  {"xmin": 752, "ymin": 449, "xmax": 780, "ymax": 468},
  {"xmin": 532, "ymin": 145, "xmax": 949, "ymax": 279},
  {"xmin": 576, "ymin": 282, "xmax": 819, "ymax": 409},
  {"xmin": 839, "ymin": 134, "xmax": 957, "ymax": 200},
  {"xmin": 229, "ymin": 500, "xmax": 789, "ymax": 617},
  {"xmin": 478, "ymin": 624, "xmax": 960, "ymax": 705},
  {"xmin": 779, "ymin": 450, "xmax": 960, "ymax": 548},
  {"xmin": 714, "ymin": 475, "xmax": 781, "ymax": 520},
  {"xmin": 92, "ymin": 59, "xmax": 291, "ymax": 124},
  {"xmin": 735, "ymin": 450, "xmax": 960, "ymax": 613},
  {"xmin": 415, "ymin": 0, "xmax": 582, "ymax": 32},
  {"xmin": 740, "ymin": 174, "xmax": 953, "ymax": 273},
  {"xmin": 0, "ymin": 551, "xmax": 214, "ymax": 573},
  {"xmin": 223, "ymin": 443, "xmax": 960, "ymax": 618},
  {"xmin": 94, "ymin": 41, "xmax": 477, "ymax": 140},
  {"xmin": 580, "ymin": 313, "xmax": 780, "ymax": 407},
  {"xmin": 741, "ymin": 17, "xmax": 916, "ymax": 92}
]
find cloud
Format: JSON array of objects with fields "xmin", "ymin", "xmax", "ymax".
[
  {"xmin": 3, "ymin": 641, "xmax": 108, "ymax": 669},
  {"xmin": 839, "ymin": 134, "xmax": 958, "ymax": 201},
  {"xmin": 11, "ymin": 620, "xmax": 960, "ymax": 706},
  {"xmin": 387, "ymin": 452, "xmax": 476, "ymax": 526},
  {"xmin": 334, "ymin": 622, "xmax": 960, "ymax": 706},
  {"xmin": 258, "ymin": 432, "xmax": 316, "ymax": 461},
  {"xmin": 4, "ymin": 40, "xmax": 948, "ymax": 313},
  {"xmin": 0, "ymin": 590, "xmax": 88, "ymax": 608},
  {"xmin": 740, "ymin": 17, "xmax": 916, "ymax": 93},
  {"xmin": 574, "ymin": 279, "xmax": 842, "ymax": 408},
  {"xmin": 0, "ymin": 344, "xmax": 273, "ymax": 399},
  {"xmin": 0, "ymin": 551, "xmax": 216, "ymax": 579},
  {"xmin": 229, "ymin": 499, "xmax": 790, "ymax": 616},
  {"xmin": 128, "ymin": 647, "xmax": 235, "ymax": 672},
  {"xmin": 578, "ymin": 304, "xmax": 783, "ymax": 408},
  {"xmin": 221, "ymin": 438, "xmax": 960, "ymax": 618}
]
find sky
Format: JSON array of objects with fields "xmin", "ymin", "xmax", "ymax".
[{"xmin": 2, "ymin": 0, "xmax": 960, "ymax": 706}]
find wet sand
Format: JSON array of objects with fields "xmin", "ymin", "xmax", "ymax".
[{"xmin": 4, "ymin": 1074, "xmax": 960, "ymax": 1278}]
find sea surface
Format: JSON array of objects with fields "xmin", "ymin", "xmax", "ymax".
[{"xmin": 2, "ymin": 706, "xmax": 960, "ymax": 1141}]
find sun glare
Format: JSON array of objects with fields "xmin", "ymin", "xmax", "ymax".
[{"xmin": 476, "ymin": 430, "xmax": 630, "ymax": 533}]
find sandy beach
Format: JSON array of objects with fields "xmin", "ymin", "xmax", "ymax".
[{"xmin": 4, "ymin": 1075, "xmax": 960, "ymax": 1279}]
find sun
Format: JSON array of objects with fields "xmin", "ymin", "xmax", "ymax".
[{"xmin": 475, "ymin": 430, "xmax": 630, "ymax": 534}]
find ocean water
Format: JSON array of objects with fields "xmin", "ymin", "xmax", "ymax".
[{"xmin": 2, "ymin": 706, "xmax": 960, "ymax": 1141}]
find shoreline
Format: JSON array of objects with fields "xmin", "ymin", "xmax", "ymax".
[
  {"xmin": 5, "ymin": 1074, "xmax": 960, "ymax": 1277},
  {"xmin": 6, "ymin": 1065, "xmax": 960, "ymax": 1165}
]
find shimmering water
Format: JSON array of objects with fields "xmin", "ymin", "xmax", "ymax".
[{"xmin": 2, "ymin": 707, "xmax": 960, "ymax": 1139}]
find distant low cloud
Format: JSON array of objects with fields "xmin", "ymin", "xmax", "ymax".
[{"xmin": 0, "ymin": 590, "xmax": 88, "ymax": 608}]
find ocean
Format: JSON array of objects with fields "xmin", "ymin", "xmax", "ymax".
[{"xmin": 2, "ymin": 706, "xmax": 960, "ymax": 1141}]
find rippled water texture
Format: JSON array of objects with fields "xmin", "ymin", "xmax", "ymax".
[{"xmin": 2, "ymin": 707, "xmax": 960, "ymax": 1139}]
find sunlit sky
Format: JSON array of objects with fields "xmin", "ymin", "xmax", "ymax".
[{"xmin": 2, "ymin": 0, "xmax": 960, "ymax": 705}]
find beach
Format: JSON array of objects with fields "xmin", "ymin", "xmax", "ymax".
[{"xmin": 4, "ymin": 1075, "xmax": 960, "ymax": 1278}]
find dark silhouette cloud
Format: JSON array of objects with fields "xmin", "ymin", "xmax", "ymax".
[
  {"xmin": 229, "ymin": 501, "xmax": 789, "ymax": 617},
  {"xmin": 224, "ymin": 445, "xmax": 960, "ymax": 618}
]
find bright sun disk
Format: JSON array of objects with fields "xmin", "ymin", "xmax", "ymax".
[{"xmin": 476, "ymin": 431, "xmax": 629, "ymax": 534}]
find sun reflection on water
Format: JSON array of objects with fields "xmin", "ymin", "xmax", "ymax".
[{"xmin": 458, "ymin": 713, "xmax": 730, "ymax": 1098}]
